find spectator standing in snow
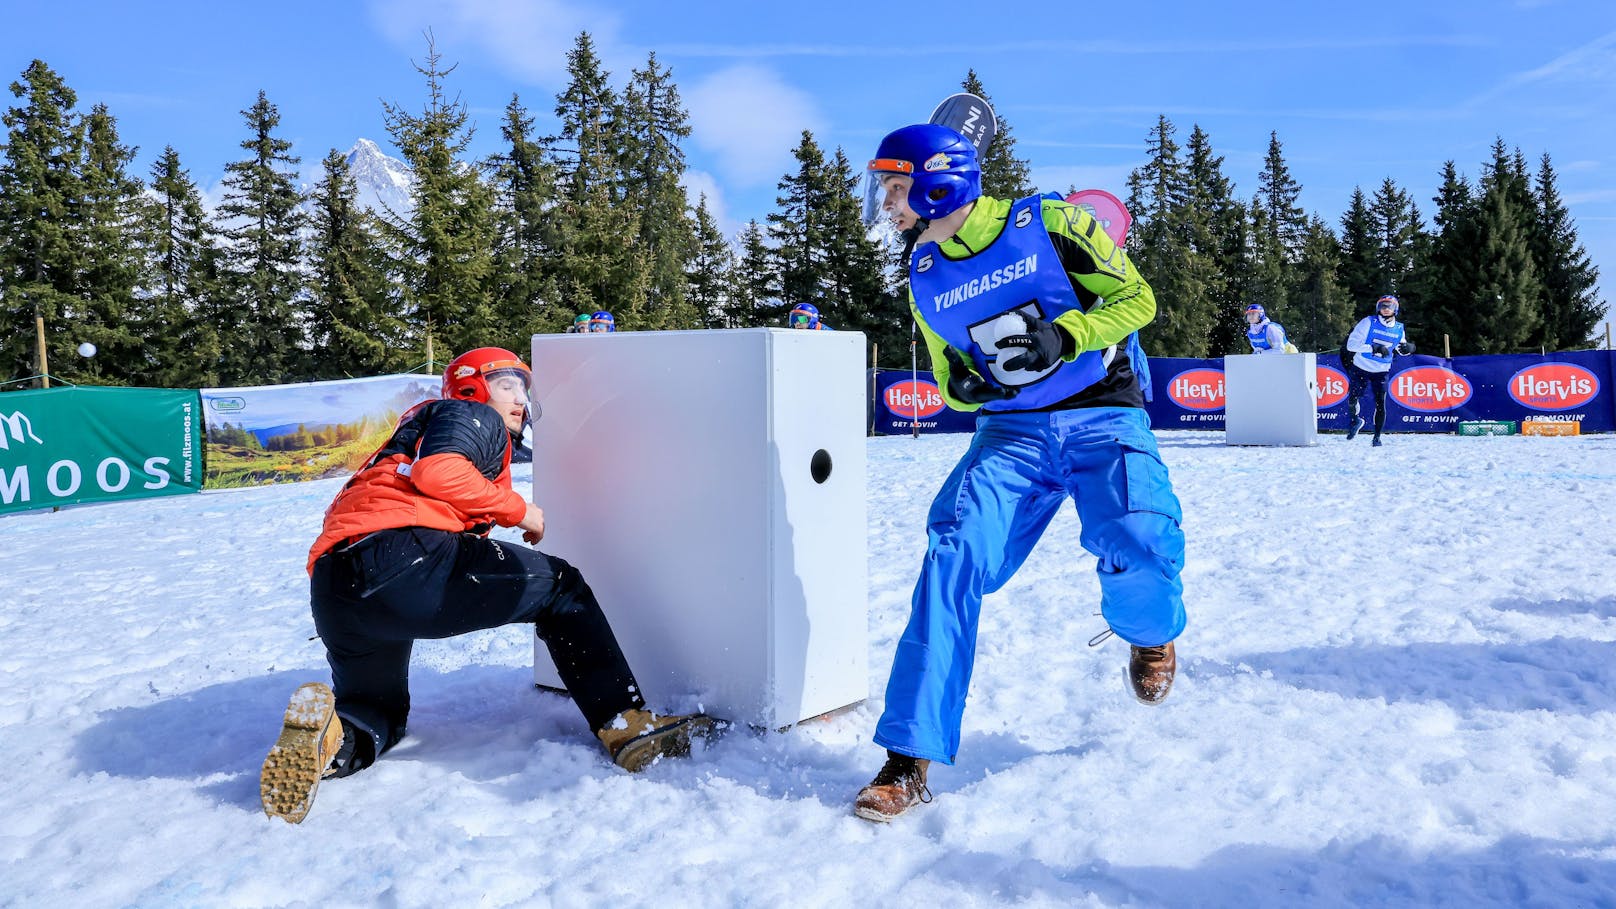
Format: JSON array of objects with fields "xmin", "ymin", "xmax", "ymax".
[
  {"xmin": 260, "ymin": 347, "xmax": 714, "ymax": 824},
  {"xmin": 852, "ymin": 124, "xmax": 1186, "ymax": 822},
  {"xmin": 1341, "ymin": 294, "xmax": 1414, "ymax": 447}
]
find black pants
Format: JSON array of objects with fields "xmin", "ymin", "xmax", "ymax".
[
  {"xmin": 1345, "ymin": 361, "xmax": 1389, "ymax": 437},
  {"xmin": 310, "ymin": 527, "xmax": 644, "ymax": 771}
]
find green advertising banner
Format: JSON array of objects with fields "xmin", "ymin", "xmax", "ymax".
[{"xmin": 0, "ymin": 387, "xmax": 203, "ymax": 515}]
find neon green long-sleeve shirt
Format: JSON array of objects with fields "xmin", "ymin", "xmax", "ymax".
[{"xmin": 913, "ymin": 194, "xmax": 1156, "ymax": 412}]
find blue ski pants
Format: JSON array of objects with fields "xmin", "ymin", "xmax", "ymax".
[{"xmin": 874, "ymin": 407, "xmax": 1186, "ymax": 764}]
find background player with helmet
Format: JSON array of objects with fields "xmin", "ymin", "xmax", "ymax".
[
  {"xmin": 788, "ymin": 303, "xmax": 833, "ymax": 331},
  {"xmin": 1341, "ymin": 294, "xmax": 1415, "ymax": 447},
  {"xmin": 260, "ymin": 347, "xmax": 713, "ymax": 823},
  {"xmin": 852, "ymin": 123, "xmax": 1188, "ymax": 822},
  {"xmin": 1244, "ymin": 303, "xmax": 1296, "ymax": 354}
]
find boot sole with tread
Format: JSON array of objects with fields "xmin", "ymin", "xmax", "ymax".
[{"xmin": 260, "ymin": 682, "xmax": 337, "ymax": 823}]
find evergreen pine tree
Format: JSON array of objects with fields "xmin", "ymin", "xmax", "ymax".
[
  {"xmin": 1126, "ymin": 115, "xmax": 1211, "ymax": 356},
  {"xmin": 768, "ymin": 131, "xmax": 835, "ymax": 325},
  {"xmin": 305, "ymin": 148, "xmax": 403, "ymax": 378},
  {"xmin": 1530, "ymin": 152, "xmax": 1604, "ymax": 349},
  {"xmin": 1464, "ymin": 140, "xmax": 1540, "ymax": 353},
  {"xmin": 621, "ymin": 52, "xmax": 697, "ymax": 329},
  {"xmin": 961, "ymin": 70, "xmax": 1034, "ymax": 199},
  {"xmin": 549, "ymin": 32, "xmax": 646, "ymax": 328},
  {"xmin": 819, "ymin": 147, "xmax": 892, "ymax": 350},
  {"xmin": 382, "ymin": 38, "xmax": 500, "ymax": 364},
  {"xmin": 489, "ymin": 94, "xmax": 564, "ymax": 337},
  {"xmin": 1414, "ymin": 161, "xmax": 1479, "ymax": 355},
  {"xmin": 686, "ymin": 193, "xmax": 735, "ymax": 328},
  {"xmin": 71, "ymin": 103, "xmax": 144, "ymax": 384},
  {"xmin": 1291, "ymin": 216, "xmax": 1349, "ymax": 351},
  {"xmin": 141, "ymin": 146, "xmax": 226, "ymax": 388},
  {"xmin": 1369, "ymin": 177, "xmax": 1422, "ymax": 297},
  {"xmin": 1337, "ymin": 188, "xmax": 1380, "ymax": 312},
  {"xmin": 727, "ymin": 219, "xmax": 773, "ymax": 328},
  {"xmin": 216, "ymin": 90, "xmax": 306, "ymax": 383},
  {"xmin": 0, "ymin": 60, "xmax": 84, "ymax": 387},
  {"xmin": 1250, "ymin": 132, "xmax": 1306, "ymax": 341},
  {"xmin": 1184, "ymin": 124, "xmax": 1246, "ymax": 355}
]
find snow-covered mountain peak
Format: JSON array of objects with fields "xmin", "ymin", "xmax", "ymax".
[{"xmin": 342, "ymin": 138, "xmax": 413, "ymax": 216}]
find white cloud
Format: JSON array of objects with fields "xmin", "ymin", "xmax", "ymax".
[
  {"xmin": 679, "ymin": 170, "xmax": 736, "ymax": 237},
  {"xmin": 367, "ymin": 0, "xmax": 620, "ymax": 86},
  {"xmin": 685, "ymin": 65, "xmax": 819, "ymax": 188}
]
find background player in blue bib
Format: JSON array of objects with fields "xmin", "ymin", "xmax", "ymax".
[{"xmin": 1342, "ymin": 294, "xmax": 1414, "ymax": 447}]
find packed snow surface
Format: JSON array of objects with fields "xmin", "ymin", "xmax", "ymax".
[{"xmin": 3, "ymin": 430, "xmax": 1614, "ymax": 907}]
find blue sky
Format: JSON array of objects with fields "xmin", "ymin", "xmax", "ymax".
[{"xmin": 7, "ymin": 0, "xmax": 1614, "ymax": 319}]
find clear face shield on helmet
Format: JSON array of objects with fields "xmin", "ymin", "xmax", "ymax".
[
  {"xmin": 860, "ymin": 162, "xmax": 914, "ymax": 227},
  {"xmin": 483, "ymin": 367, "xmax": 530, "ymax": 405}
]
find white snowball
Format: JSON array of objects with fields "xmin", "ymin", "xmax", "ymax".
[
  {"xmin": 77, "ymin": 342, "xmax": 97, "ymax": 358},
  {"xmin": 991, "ymin": 311, "xmax": 1027, "ymax": 346}
]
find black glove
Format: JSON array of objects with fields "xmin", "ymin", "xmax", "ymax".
[
  {"xmin": 1396, "ymin": 341, "xmax": 1415, "ymax": 356},
  {"xmin": 996, "ymin": 311, "xmax": 1075, "ymax": 372},
  {"xmin": 1372, "ymin": 343, "xmax": 1392, "ymax": 358},
  {"xmin": 943, "ymin": 347, "xmax": 1018, "ymax": 405}
]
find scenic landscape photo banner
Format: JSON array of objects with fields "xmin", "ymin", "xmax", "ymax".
[{"xmin": 201, "ymin": 373, "xmax": 440, "ymax": 488}]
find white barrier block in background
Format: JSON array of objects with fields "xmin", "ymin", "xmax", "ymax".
[
  {"xmin": 1225, "ymin": 352, "xmax": 1318, "ymax": 446},
  {"xmin": 529, "ymin": 328, "xmax": 868, "ymax": 729}
]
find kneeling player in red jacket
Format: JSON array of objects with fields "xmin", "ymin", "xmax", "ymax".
[{"xmin": 260, "ymin": 347, "xmax": 714, "ymax": 823}]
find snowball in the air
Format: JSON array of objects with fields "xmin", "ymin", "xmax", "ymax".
[{"xmin": 77, "ymin": 342, "xmax": 97, "ymax": 357}]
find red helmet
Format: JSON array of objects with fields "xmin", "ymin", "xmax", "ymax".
[{"xmin": 442, "ymin": 347, "xmax": 531, "ymax": 404}]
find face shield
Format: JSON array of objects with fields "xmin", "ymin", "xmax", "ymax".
[
  {"xmin": 484, "ymin": 368, "xmax": 531, "ymax": 404},
  {"xmin": 861, "ymin": 160, "xmax": 914, "ymax": 226}
]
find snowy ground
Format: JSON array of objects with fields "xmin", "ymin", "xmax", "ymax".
[{"xmin": 4, "ymin": 429, "xmax": 1616, "ymax": 907}]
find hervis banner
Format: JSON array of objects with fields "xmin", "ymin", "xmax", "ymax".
[
  {"xmin": 0, "ymin": 386, "xmax": 203, "ymax": 515},
  {"xmin": 868, "ymin": 369, "xmax": 977, "ymax": 435}
]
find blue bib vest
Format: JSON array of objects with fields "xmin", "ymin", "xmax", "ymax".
[
  {"xmin": 909, "ymin": 196, "xmax": 1108, "ymax": 412},
  {"xmin": 1363, "ymin": 318, "xmax": 1404, "ymax": 367},
  {"xmin": 1247, "ymin": 321, "xmax": 1274, "ymax": 351}
]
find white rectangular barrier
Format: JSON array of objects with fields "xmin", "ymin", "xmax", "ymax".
[
  {"xmin": 1224, "ymin": 352, "xmax": 1318, "ymax": 446},
  {"xmin": 528, "ymin": 328, "xmax": 869, "ymax": 728}
]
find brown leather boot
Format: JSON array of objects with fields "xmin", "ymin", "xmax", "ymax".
[
  {"xmin": 596, "ymin": 708, "xmax": 716, "ymax": 772},
  {"xmin": 1128, "ymin": 641, "xmax": 1177, "ymax": 705},
  {"xmin": 261, "ymin": 682, "xmax": 345, "ymax": 823},
  {"xmin": 854, "ymin": 751, "xmax": 932, "ymax": 822}
]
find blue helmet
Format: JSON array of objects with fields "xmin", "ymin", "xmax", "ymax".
[
  {"xmin": 788, "ymin": 303, "xmax": 820, "ymax": 329},
  {"xmin": 1376, "ymin": 294, "xmax": 1399, "ymax": 315},
  {"xmin": 588, "ymin": 310, "xmax": 616, "ymax": 333},
  {"xmin": 866, "ymin": 123, "xmax": 982, "ymax": 221},
  {"xmin": 1245, "ymin": 303, "xmax": 1266, "ymax": 321}
]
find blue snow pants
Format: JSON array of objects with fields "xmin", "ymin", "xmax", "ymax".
[{"xmin": 873, "ymin": 407, "xmax": 1186, "ymax": 765}]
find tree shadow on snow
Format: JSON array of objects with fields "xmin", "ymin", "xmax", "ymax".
[
  {"xmin": 1216, "ymin": 637, "xmax": 1616, "ymax": 714},
  {"xmin": 71, "ymin": 663, "xmax": 597, "ymax": 814}
]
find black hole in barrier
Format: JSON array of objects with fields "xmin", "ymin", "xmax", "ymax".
[{"xmin": 810, "ymin": 449, "xmax": 832, "ymax": 484}]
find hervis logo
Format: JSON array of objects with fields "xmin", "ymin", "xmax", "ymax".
[
  {"xmin": 884, "ymin": 380, "xmax": 946, "ymax": 419},
  {"xmin": 1316, "ymin": 366, "xmax": 1349, "ymax": 408},
  {"xmin": 1390, "ymin": 366, "xmax": 1472, "ymax": 412},
  {"xmin": 1507, "ymin": 363, "xmax": 1600, "ymax": 411},
  {"xmin": 1167, "ymin": 368, "xmax": 1225, "ymax": 411}
]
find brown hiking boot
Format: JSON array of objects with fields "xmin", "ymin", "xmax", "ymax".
[
  {"xmin": 261, "ymin": 682, "xmax": 345, "ymax": 823},
  {"xmin": 596, "ymin": 708, "xmax": 716, "ymax": 772},
  {"xmin": 1128, "ymin": 641, "xmax": 1177, "ymax": 705},
  {"xmin": 853, "ymin": 751, "xmax": 932, "ymax": 822}
]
